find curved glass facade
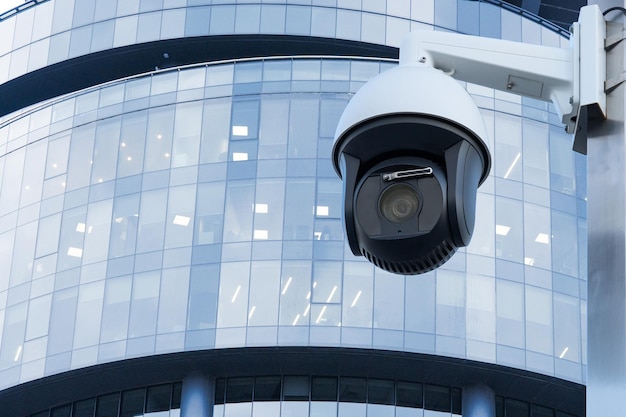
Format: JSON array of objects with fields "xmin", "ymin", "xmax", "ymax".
[
  {"xmin": 0, "ymin": 0, "xmax": 586, "ymax": 415},
  {"xmin": 0, "ymin": 0, "xmax": 571, "ymax": 87}
]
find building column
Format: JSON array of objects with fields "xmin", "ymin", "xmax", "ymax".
[
  {"xmin": 587, "ymin": 1, "xmax": 626, "ymax": 416},
  {"xmin": 462, "ymin": 385, "xmax": 495, "ymax": 417},
  {"xmin": 180, "ymin": 373, "xmax": 215, "ymax": 417}
]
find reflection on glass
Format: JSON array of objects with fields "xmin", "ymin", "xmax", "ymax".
[{"xmin": 218, "ymin": 262, "xmax": 250, "ymax": 327}]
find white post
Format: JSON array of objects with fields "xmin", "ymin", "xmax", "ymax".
[
  {"xmin": 587, "ymin": 1, "xmax": 626, "ymax": 416},
  {"xmin": 180, "ymin": 373, "xmax": 215, "ymax": 417},
  {"xmin": 462, "ymin": 385, "xmax": 495, "ymax": 417}
]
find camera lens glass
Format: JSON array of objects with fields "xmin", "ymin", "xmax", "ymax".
[{"xmin": 379, "ymin": 183, "xmax": 419, "ymax": 223}]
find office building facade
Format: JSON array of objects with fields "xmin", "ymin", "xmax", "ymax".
[{"xmin": 0, "ymin": 0, "xmax": 586, "ymax": 416}]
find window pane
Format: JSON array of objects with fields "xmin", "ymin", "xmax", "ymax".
[
  {"xmin": 288, "ymin": 99, "xmax": 318, "ymax": 158},
  {"xmin": 0, "ymin": 149, "xmax": 25, "ymax": 216},
  {"xmin": 96, "ymin": 393, "xmax": 120, "ymax": 417},
  {"xmin": 496, "ymin": 197, "xmax": 523, "ymax": 262},
  {"xmin": 551, "ymin": 210, "xmax": 578, "ymax": 277},
  {"xmin": 215, "ymin": 378, "xmax": 226, "ymax": 405},
  {"xmin": 316, "ymin": 178, "xmax": 342, "ymax": 219},
  {"xmin": 226, "ymin": 377, "xmax": 253, "ymax": 403},
  {"xmin": 45, "ymin": 134, "xmax": 70, "ymax": 179},
  {"xmin": 311, "ymin": 377, "xmax": 337, "ymax": 401},
  {"xmin": 554, "ymin": 293, "xmax": 580, "ymax": 362},
  {"xmin": 120, "ymin": 388, "xmax": 145, "ymax": 417},
  {"xmin": 51, "ymin": 405, "xmax": 71, "ymax": 417},
  {"xmin": 523, "ymin": 120, "xmax": 549, "ymax": 187},
  {"xmin": 368, "ymin": 379, "xmax": 394, "ymax": 405},
  {"xmin": 436, "ymin": 271, "xmax": 466, "ymax": 337},
  {"xmin": 83, "ymin": 200, "xmax": 113, "ymax": 264},
  {"xmin": 496, "ymin": 280, "xmax": 524, "ymax": 348},
  {"xmin": 467, "ymin": 275, "xmax": 495, "ymax": 343},
  {"xmin": 91, "ymin": 118, "xmax": 120, "ymax": 184},
  {"xmin": 73, "ymin": 281, "xmax": 105, "ymax": 349},
  {"xmin": 146, "ymin": 384, "xmax": 172, "ymax": 412},
  {"xmin": 100, "ymin": 276, "xmax": 131, "ymax": 343},
  {"xmin": 319, "ymin": 98, "xmax": 347, "ymax": 137},
  {"xmin": 279, "ymin": 261, "xmax": 311, "ymax": 327},
  {"xmin": 73, "ymin": 398, "xmax": 95, "ymax": 417},
  {"xmin": 164, "ymin": 185, "xmax": 196, "ymax": 249},
  {"xmin": 258, "ymin": 97, "xmax": 288, "ymax": 159},
  {"xmin": 374, "ymin": 270, "xmax": 404, "ymax": 330},
  {"xmin": 109, "ymin": 194, "xmax": 140, "ymax": 258},
  {"xmin": 47, "ymin": 288, "xmax": 78, "ymax": 356},
  {"xmin": 235, "ymin": 5, "xmax": 261, "ymax": 34},
  {"xmin": 339, "ymin": 377, "xmax": 366, "ymax": 403},
  {"xmin": 231, "ymin": 100, "xmax": 260, "ymax": 140},
  {"xmin": 533, "ymin": 404, "xmax": 555, "ymax": 417},
  {"xmin": 56, "ymin": 206, "xmax": 85, "ymax": 271},
  {"xmin": 195, "ymin": 181, "xmax": 225, "ymax": 245},
  {"xmin": 35, "ymin": 213, "xmax": 60, "ymax": 259},
  {"xmin": 0, "ymin": 302, "xmax": 26, "ymax": 369},
  {"xmin": 550, "ymin": 126, "xmax": 576, "ymax": 195},
  {"xmin": 200, "ymin": 98, "xmax": 231, "ymax": 164},
  {"xmin": 405, "ymin": 272, "xmax": 435, "ymax": 334},
  {"xmin": 283, "ymin": 376, "xmax": 309, "ymax": 401},
  {"xmin": 283, "ymin": 179, "xmax": 315, "ymax": 240},
  {"xmin": 451, "ymin": 387, "xmax": 462, "ymax": 414},
  {"xmin": 248, "ymin": 261, "xmax": 279, "ymax": 326},
  {"xmin": 253, "ymin": 179, "xmax": 285, "ymax": 241},
  {"xmin": 223, "ymin": 180, "xmax": 254, "ymax": 243},
  {"xmin": 506, "ymin": 399, "xmax": 530, "ymax": 417},
  {"xmin": 495, "ymin": 110, "xmax": 522, "ymax": 181},
  {"xmin": 128, "ymin": 271, "xmax": 160, "ymax": 338},
  {"xmin": 254, "ymin": 376, "xmax": 281, "ymax": 401},
  {"xmin": 25, "ymin": 294, "xmax": 52, "ymax": 341},
  {"xmin": 396, "ymin": 381, "xmax": 422, "ymax": 408},
  {"xmin": 217, "ymin": 262, "xmax": 250, "ymax": 327},
  {"xmin": 187, "ymin": 264, "xmax": 219, "ymax": 330},
  {"xmin": 526, "ymin": 286, "xmax": 553, "ymax": 354},
  {"xmin": 145, "ymin": 105, "xmax": 174, "ymax": 172},
  {"xmin": 312, "ymin": 261, "xmax": 341, "ymax": 303},
  {"xmin": 172, "ymin": 102, "xmax": 202, "ymax": 167},
  {"xmin": 136, "ymin": 189, "xmax": 167, "ymax": 253},
  {"xmin": 118, "ymin": 111, "xmax": 147, "ymax": 177},
  {"xmin": 172, "ymin": 382, "xmax": 182, "ymax": 408},
  {"xmin": 341, "ymin": 262, "xmax": 373, "ymax": 328},
  {"xmin": 157, "ymin": 267, "xmax": 190, "ymax": 334},
  {"xmin": 20, "ymin": 141, "xmax": 46, "ymax": 207},
  {"xmin": 424, "ymin": 384, "xmax": 450, "ymax": 412}
]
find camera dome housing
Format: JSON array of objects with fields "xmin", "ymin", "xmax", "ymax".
[{"xmin": 333, "ymin": 64, "xmax": 491, "ymax": 274}]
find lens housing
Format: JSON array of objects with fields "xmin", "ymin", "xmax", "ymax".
[
  {"xmin": 379, "ymin": 183, "xmax": 419, "ymax": 223},
  {"xmin": 333, "ymin": 112, "xmax": 491, "ymax": 275}
]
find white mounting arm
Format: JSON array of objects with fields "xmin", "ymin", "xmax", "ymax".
[{"xmin": 399, "ymin": 5, "xmax": 606, "ymax": 141}]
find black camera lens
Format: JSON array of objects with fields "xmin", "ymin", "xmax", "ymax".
[{"xmin": 379, "ymin": 183, "xmax": 419, "ymax": 223}]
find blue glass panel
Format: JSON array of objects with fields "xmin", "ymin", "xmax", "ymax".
[{"xmin": 185, "ymin": 6, "xmax": 211, "ymax": 36}]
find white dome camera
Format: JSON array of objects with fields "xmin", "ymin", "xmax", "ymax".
[
  {"xmin": 332, "ymin": 64, "xmax": 491, "ymax": 274},
  {"xmin": 332, "ymin": 6, "xmax": 605, "ymax": 274}
]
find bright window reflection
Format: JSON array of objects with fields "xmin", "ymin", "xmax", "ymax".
[
  {"xmin": 232, "ymin": 125, "xmax": 249, "ymax": 136},
  {"xmin": 173, "ymin": 215, "xmax": 190, "ymax": 227},
  {"xmin": 67, "ymin": 247, "xmax": 83, "ymax": 257},
  {"xmin": 232, "ymin": 152, "xmax": 248, "ymax": 161}
]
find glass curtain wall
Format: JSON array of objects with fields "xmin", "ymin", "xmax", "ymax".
[{"xmin": 0, "ymin": 0, "xmax": 586, "ymax": 397}]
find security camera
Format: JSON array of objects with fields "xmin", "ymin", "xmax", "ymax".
[
  {"xmin": 332, "ymin": 64, "xmax": 491, "ymax": 274},
  {"xmin": 332, "ymin": 5, "xmax": 606, "ymax": 274}
]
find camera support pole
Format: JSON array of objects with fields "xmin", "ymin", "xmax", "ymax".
[
  {"xmin": 587, "ymin": 1, "xmax": 626, "ymax": 416},
  {"xmin": 401, "ymin": 5, "xmax": 618, "ymax": 415}
]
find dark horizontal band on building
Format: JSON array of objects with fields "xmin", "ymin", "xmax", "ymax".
[
  {"xmin": 0, "ymin": 34, "xmax": 397, "ymax": 119},
  {"xmin": 0, "ymin": 346, "xmax": 584, "ymax": 416}
]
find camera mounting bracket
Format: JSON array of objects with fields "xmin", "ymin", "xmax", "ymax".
[{"xmin": 399, "ymin": 5, "xmax": 607, "ymax": 154}]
